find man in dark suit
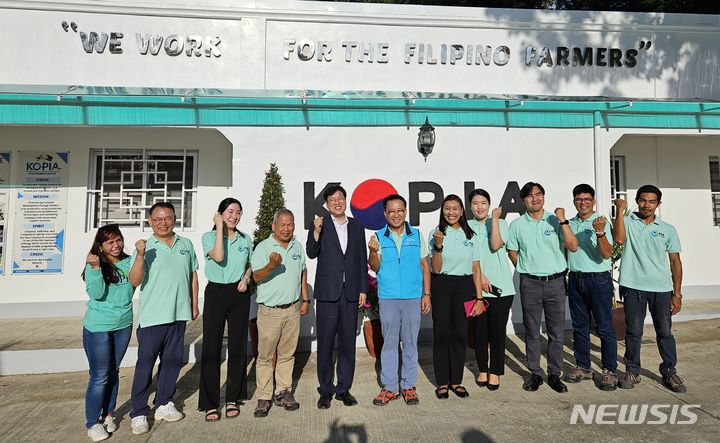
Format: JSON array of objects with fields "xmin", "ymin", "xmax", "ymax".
[{"xmin": 306, "ymin": 185, "xmax": 368, "ymax": 409}]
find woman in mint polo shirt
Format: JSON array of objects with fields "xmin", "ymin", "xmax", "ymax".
[
  {"xmin": 82, "ymin": 224, "xmax": 135, "ymax": 442},
  {"xmin": 468, "ymin": 189, "xmax": 516, "ymax": 391},
  {"xmin": 198, "ymin": 198, "xmax": 253, "ymax": 422},
  {"xmin": 428, "ymin": 194, "xmax": 484, "ymax": 399}
]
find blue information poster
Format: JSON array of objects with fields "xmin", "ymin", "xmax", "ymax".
[{"xmin": 12, "ymin": 151, "xmax": 69, "ymax": 274}]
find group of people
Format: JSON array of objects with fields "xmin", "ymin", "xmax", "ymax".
[{"xmin": 80, "ymin": 182, "xmax": 686, "ymax": 441}]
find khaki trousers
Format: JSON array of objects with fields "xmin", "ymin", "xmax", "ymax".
[{"xmin": 256, "ymin": 302, "xmax": 300, "ymax": 400}]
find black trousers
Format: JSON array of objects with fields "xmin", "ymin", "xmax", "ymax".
[
  {"xmin": 474, "ymin": 295, "xmax": 514, "ymax": 375},
  {"xmin": 431, "ymin": 274, "xmax": 474, "ymax": 386},
  {"xmin": 316, "ymin": 286, "xmax": 359, "ymax": 395},
  {"xmin": 198, "ymin": 281, "xmax": 250, "ymax": 410}
]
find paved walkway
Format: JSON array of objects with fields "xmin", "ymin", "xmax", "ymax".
[{"xmin": 1, "ymin": 318, "xmax": 718, "ymax": 442}]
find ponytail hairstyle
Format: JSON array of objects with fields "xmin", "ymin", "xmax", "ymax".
[
  {"xmin": 82, "ymin": 224, "xmax": 129, "ymax": 284},
  {"xmin": 438, "ymin": 194, "xmax": 474, "ymax": 240}
]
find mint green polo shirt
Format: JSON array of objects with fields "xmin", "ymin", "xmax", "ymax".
[
  {"xmin": 202, "ymin": 230, "xmax": 252, "ymax": 284},
  {"xmin": 469, "ymin": 218, "xmax": 516, "ymax": 297},
  {"xmin": 376, "ymin": 228, "xmax": 428, "ymax": 259},
  {"xmin": 506, "ymin": 210, "xmax": 567, "ymax": 276},
  {"xmin": 618, "ymin": 214, "xmax": 681, "ymax": 292},
  {"xmin": 251, "ymin": 234, "xmax": 306, "ymax": 307},
  {"xmin": 428, "ymin": 226, "xmax": 481, "ymax": 276},
  {"xmin": 83, "ymin": 256, "xmax": 134, "ymax": 332},
  {"xmin": 131, "ymin": 234, "xmax": 199, "ymax": 328},
  {"xmin": 567, "ymin": 212, "xmax": 613, "ymax": 273}
]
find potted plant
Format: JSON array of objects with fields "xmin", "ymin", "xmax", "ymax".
[{"xmin": 360, "ymin": 268, "xmax": 383, "ymax": 358}]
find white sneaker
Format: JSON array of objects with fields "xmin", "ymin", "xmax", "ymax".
[
  {"xmin": 130, "ymin": 416, "xmax": 149, "ymax": 435},
  {"xmin": 87, "ymin": 423, "xmax": 109, "ymax": 441},
  {"xmin": 103, "ymin": 416, "xmax": 117, "ymax": 433},
  {"xmin": 154, "ymin": 401, "xmax": 184, "ymax": 422}
]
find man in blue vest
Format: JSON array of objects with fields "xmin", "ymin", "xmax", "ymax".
[{"xmin": 368, "ymin": 194, "xmax": 432, "ymax": 406}]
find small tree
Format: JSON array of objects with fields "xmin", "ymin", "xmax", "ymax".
[{"xmin": 253, "ymin": 163, "xmax": 286, "ymax": 248}]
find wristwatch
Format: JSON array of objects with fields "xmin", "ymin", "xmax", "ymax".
[
  {"xmin": 595, "ymin": 232, "xmax": 606, "ymax": 238},
  {"xmin": 433, "ymin": 244, "xmax": 444, "ymax": 253},
  {"xmin": 301, "ymin": 299, "xmax": 311, "ymax": 304},
  {"xmin": 559, "ymin": 220, "xmax": 569, "ymax": 226}
]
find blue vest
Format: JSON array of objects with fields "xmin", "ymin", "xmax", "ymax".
[{"xmin": 376, "ymin": 223, "xmax": 422, "ymax": 299}]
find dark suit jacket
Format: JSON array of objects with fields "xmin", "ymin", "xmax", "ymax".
[{"xmin": 306, "ymin": 215, "xmax": 368, "ymax": 302}]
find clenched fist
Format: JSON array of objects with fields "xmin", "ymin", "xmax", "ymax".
[
  {"xmin": 593, "ymin": 216, "xmax": 607, "ymax": 232},
  {"xmin": 614, "ymin": 199, "xmax": 627, "ymax": 214},
  {"xmin": 313, "ymin": 217, "xmax": 324, "ymax": 234},
  {"xmin": 554, "ymin": 207, "xmax": 566, "ymax": 222},
  {"xmin": 212, "ymin": 212, "xmax": 223, "ymax": 228},
  {"xmin": 86, "ymin": 253, "xmax": 101, "ymax": 269},
  {"xmin": 433, "ymin": 229, "xmax": 445, "ymax": 247},
  {"xmin": 268, "ymin": 252, "xmax": 283, "ymax": 268},
  {"xmin": 491, "ymin": 207, "xmax": 503, "ymax": 220},
  {"xmin": 368, "ymin": 235, "xmax": 380, "ymax": 253},
  {"xmin": 135, "ymin": 239, "xmax": 146, "ymax": 256}
]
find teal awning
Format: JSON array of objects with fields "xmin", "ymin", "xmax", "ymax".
[{"xmin": 1, "ymin": 85, "xmax": 719, "ymax": 129}]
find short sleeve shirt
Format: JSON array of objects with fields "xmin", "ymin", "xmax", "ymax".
[
  {"xmin": 618, "ymin": 214, "xmax": 681, "ymax": 292},
  {"xmin": 375, "ymin": 227, "xmax": 428, "ymax": 259},
  {"xmin": 469, "ymin": 218, "xmax": 516, "ymax": 297},
  {"xmin": 251, "ymin": 234, "xmax": 306, "ymax": 306},
  {"xmin": 427, "ymin": 226, "xmax": 481, "ymax": 276},
  {"xmin": 131, "ymin": 234, "xmax": 199, "ymax": 328},
  {"xmin": 567, "ymin": 212, "xmax": 613, "ymax": 272},
  {"xmin": 202, "ymin": 230, "xmax": 253, "ymax": 283},
  {"xmin": 506, "ymin": 211, "xmax": 567, "ymax": 276}
]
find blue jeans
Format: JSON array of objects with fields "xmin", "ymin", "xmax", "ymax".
[
  {"xmin": 83, "ymin": 326, "xmax": 132, "ymax": 428},
  {"xmin": 379, "ymin": 298, "xmax": 422, "ymax": 391},
  {"xmin": 567, "ymin": 272, "xmax": 617, "ymax": 372},
  {"xmin": 622, "ymin": 287, "xmax": 677, "ymax": 376}
]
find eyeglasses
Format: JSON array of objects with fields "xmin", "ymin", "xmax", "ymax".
[
  {"xmin": 151, "ymin": 216, "xmax": 175, "ymax": 223},
  {"xmin": 573, "ymin": 198, "xmax": 594, "ymax": 203},
  {"xmin": 328, "ymin": 197, "xmax": 345, "ymax": 204}
]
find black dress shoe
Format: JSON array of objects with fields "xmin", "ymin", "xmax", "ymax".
[
  {"xmin": 334, "ymin": 391, "xmax": 358, "ymax": 406},
  {"xmin": 548, "ymin": 374, "xmax": 568, "ymax": 393},
  {"xmin": 475, "ymin": 379, "xmax": 488, "ymax": 388},
  {"xmin": 486, "ymin": 383, "xmax": 500, "ymax": 391},
  {"xmin": 522, "ymin": 374, "xmax": 543, "ymax": 392},
  {"xmin": 317, "ymin": 393, "xmax": 333, "ymax": 409}
]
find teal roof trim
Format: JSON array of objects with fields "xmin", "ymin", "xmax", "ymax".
[{"xmin": 1, "ymin": 91, "xmax": 719, "ymax": 129}]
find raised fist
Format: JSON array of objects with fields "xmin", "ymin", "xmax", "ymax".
[
  {"xmin": 614, "ymin": 199, "xmax": 627, "ymax": 213},
  {"xmin": 368, "ymin": 235, "xmax": 380, "ymax": 252},
  {"xmin": 86, "ymin": 253, "xmax": 101, "ymax": 269},
  {"xmin": 433, "ymin": 229, "xmax": 445, "ymax": 247},
  {"xmin": 135, "ymin": 239, "xmax": 146, "ymax": 256},
  {"xmin": 491, "ymin": 207, "xmax": 503, "ymax": 219},
  {"xmin": 212, "ymin": 212, "xmax": 223, "ymax": 228},
  {"xmin": 313, "ymin": 217, "xmax": 323, "ymax": 233},
  {"xmin": 554, "ymin": 207, "xmax": 566, "ymax": 222},
  {"xmin": 269, "ymin": 252, "xmax": 283, "ymax": 268},
  {"xmin": 593, "ymin": 216, "xmax": 607, "ymax": 232}
]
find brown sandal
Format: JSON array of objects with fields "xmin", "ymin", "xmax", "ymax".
[
  {"xmin": 225, "ymin": 402, "xmax": 240, "ymax": 419},
  {"xmin": 204, "ymin": 409, "xmax": 221, "ymax": 422}
]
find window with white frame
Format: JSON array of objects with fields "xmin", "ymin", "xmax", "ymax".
[
  {"xmin": 87, "ymin": 149, "xmax": 198, "ymax": 230},
  {"xmin": 610, "ymin": 155, "xmax": 627, "ymax": 218},
  {"xmin": 710, "ymin": 156, "xmax": 720, "ymax": 227}
]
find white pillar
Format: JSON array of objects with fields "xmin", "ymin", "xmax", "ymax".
[{"xmin": 593, "ymin": 111, "xmax": 611, "ymax": 215}]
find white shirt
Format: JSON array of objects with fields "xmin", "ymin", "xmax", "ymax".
[{"xmin": 332, "ymin": 215, "xmax": 349, "ymax": 254}]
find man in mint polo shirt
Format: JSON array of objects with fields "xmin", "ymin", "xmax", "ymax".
[
  {"xmin": 507, "ymin": 182, "xmax": 578, "ymax": 393},
  {"xmin": 251, "ymin": 208, "xmax": 310, "ymax": 417},
  {"xmin": 368, "ymin": 194, "xmax": 432, "ymax": 406},
  {"xmin": 128, "ymin": 202, "xmax": 199, "ymax": 434},
  {"xmin": 613, "ymin": 185, "xmax": 686, "ymax": 393},
  {"xmin": 563, "ymin": 184, "xmax": 617, "ymax": 391}
]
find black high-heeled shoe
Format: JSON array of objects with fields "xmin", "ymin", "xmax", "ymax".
[
  {"xmin": 475, "ymin": 379, "xmax": 488, "ymax": 387},
  {"xmin": 486, "ymin": 383, "xmax": 500, "ymax": 391},
  {"xmin": 435, "ymin": 386, "xmax": 449, "ymax": 399}
]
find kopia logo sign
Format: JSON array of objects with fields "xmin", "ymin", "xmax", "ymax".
[{"xmin": 304, "ymin": 178, "xmax": 527, "ymax": 230}]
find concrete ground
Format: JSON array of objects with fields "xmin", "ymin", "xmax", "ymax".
[{"xmin": 1, "ymin": 318, "xmax": 719, "ymax": 443}]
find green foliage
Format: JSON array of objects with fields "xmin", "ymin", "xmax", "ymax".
[{"xmin": 252, "ymin": 163, "xmax": 286, "ymax": 248}]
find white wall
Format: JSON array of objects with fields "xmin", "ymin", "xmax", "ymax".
[
  {"xmin": 611, "ymin": 134, "xmax": 720, "ymax": 288},
  {"xmin": 0, "ymin": 126, "xmax": 233, "ymax": 304}
]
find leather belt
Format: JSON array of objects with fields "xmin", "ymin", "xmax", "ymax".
[
  {"xmin": 522, "ymin": 272, "xmax": 566, "ymax": 282},
  {"xmin": 568, "ymin": 271, "xmax": 609, "ymax": 279},
  {"xmin": 262, "ymin": 301, "xmax": 296, "ymax": 309}
]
